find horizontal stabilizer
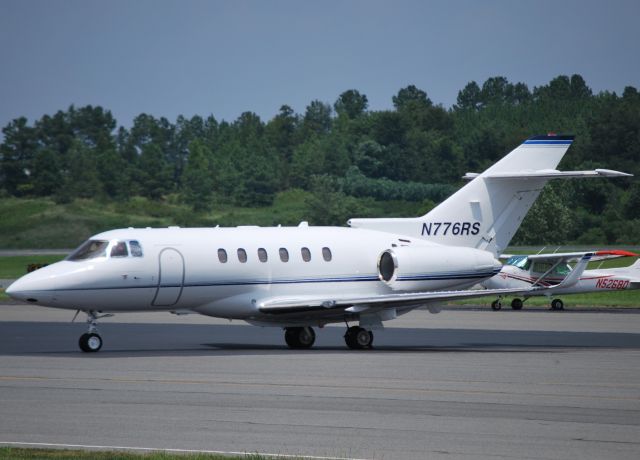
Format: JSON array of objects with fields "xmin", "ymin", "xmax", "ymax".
[{"xmin": 463, "ymin": 169, "xmax": 632, "ymax": 180}]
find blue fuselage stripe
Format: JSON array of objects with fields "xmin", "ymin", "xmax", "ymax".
[
  {"xmin": 32, "ymin": 270, "xmax": 499, "ymax": 292},
  {"xmin": 523, "ymin": 140, "xmax": 572, "ymax": 145}
]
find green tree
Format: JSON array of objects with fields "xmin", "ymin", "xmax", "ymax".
[
  {"xmin": 512, "ymin": 185, "xmax": 572, "ymax": 245},
  {"xmin": 305, "ymin": 175, "xmax": 364, "ymax": 226},
  {"xmin": 137, "ymin": 143, "xmax": 173, "ymax": 200},
  {"xmin": 60, "ymin": 140, "xmax": 103, "ymax": 199},
  {"xmin": 182, "ymin": 139, "xmax": 214, "ymax": 211},
  {"xmin": 393, "ymin": 85, "xmax": 432, "ymax": 110},
  {"xmin": 0, "ymin": 117, "xmax": 38, "ymax": 196},
  {"xmin": 334, "ymin": 90, "xmax": 368, "ymax": 118},
  {"xmin": 31, "ymin": 148, "xmax": 61, "ymax": 196},
  {"xmin": 302, "ymin": 100, "xmax": 332, "ymax": 136},
  {"xmin": 456, "ymin": 81, "xmax": 482, "ymax": 110}
]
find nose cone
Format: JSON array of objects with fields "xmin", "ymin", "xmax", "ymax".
[{"xmin": 5, "ymin": 266, "xmax": 58, "ymax": 304}]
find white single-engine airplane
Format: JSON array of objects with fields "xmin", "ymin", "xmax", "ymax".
[
  {"xmin": 482, "ymin": 250, "xmax": 640, "ymax": 310},
  {"xmin": 6, "ymin": 135, "xmax": 632, "ymax": 352}
]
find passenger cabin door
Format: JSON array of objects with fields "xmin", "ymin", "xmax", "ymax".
[{"xmin": 152, "ymin": 248, "xmax": 185, "ymax": 306}]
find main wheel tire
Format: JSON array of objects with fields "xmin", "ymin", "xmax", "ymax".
[
  {"xmin": 79, "ymin": 333, "xmax": 90, "ymax": 352},
  {"xmin": 345, "ymin": 326, "xmax": 372, "ymax": 349},
  {"xmin": 79, "ymin": 332, "xmax": 102, "ymax": 352},
  {"xmin": 297, "ymin": 327, "xmax": 315, "ymax": 348},
  {"xmin": 284, "ymin": 327, "xmax": 315, "ymax": 349},
  {"xmin": 511, "ymin": 298, "xmax": 523, "ymax": 310},
  {"xmin": 551, "ymin": 299, "xmax": 564, "ymax": 311},
  {"xmin": 344, "ymin": 326, "xmax": 359, "ymax": 349},
  {"xmin": 491, "ymin": 300, "xmax": 502, "ymax": 311}
]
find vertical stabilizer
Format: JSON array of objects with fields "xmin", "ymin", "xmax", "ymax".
[
  {"xmin": 348, "ymin": 135, "xmax": 575, "ymax": 255},
  {"xmin": 420, "ymin": 135, "xmax": 574, "ymax": 254}
]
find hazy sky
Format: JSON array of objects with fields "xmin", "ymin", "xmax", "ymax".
[{"xmin": 1, "ymin": 0, "xmax": 639, "ymax": 131}]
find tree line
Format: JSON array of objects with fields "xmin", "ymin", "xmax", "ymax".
[{"xmin": 1, "ymin": 74, "xmax": 639, "ymax": 245}]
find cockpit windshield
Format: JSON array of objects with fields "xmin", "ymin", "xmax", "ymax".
[
  {"xmin": 67, "ymin": 240, "xmax": 109, "ymax": 261},
  {"xmin": 67, "ymin": 239, "xmax": 144, "ymax": 261},
  {"xmin": 505, "ymin": 255, "xmax": 530, "ymax": 269}
]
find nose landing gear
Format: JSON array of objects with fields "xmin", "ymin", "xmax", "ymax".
[{"xmin": 77, "ymin": 310, "xmax": 112, "ymax": 353}]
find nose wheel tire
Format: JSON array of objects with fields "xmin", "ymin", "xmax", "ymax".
[
  {"xmin": 284, "ymin": 327, "xmax": 316, "ymax": 349},
  {"xmin": 511, "ymin": 298, "xmax": 523, "ymax": 310},
  {"xmin": 491, "ymin": 300, "xmax": 502, "ymax": 311},
  {"xmin": 79, "ymin": 333, "xmax": 103, "ymax": 352},
  {"xmin": 551, "ymin": 299, "xmax": 564, "ymax": 310},
  {"xmin": 344, "ymin": 326, "xmax": 373, "ymax": 349}
]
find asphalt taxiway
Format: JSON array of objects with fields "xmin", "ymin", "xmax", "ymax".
[{"xmin": 0, "ymin": 305, "xmax": 639, "ymax": 459}]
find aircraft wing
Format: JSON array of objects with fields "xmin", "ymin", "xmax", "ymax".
[
  {"xmin": 258, "ymin": 254, "xmax": 595, "ymax": 315},
  {"xmin": 258, "ymin": 286, "xmax": 540, "ymax": 314},
  {"xmin": 525, "ymin": 249, "xmax": 637, "ymax": 263}
]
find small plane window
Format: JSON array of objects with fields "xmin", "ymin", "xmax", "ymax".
[
  {"xmin": 301, "ymin": 247, "xmax": 311, "ymax": 262},
  {"xmin": 218, "ymin": 248, "xmax": 228, "ymax": 263},
  {"xmin": 532, "ymin": 262, "xmax": 553, "ymax": 274},
  {"xmin": 554, "ymin": 264, "xmax": 572, "ymax": 276},
  {"xmin": 258, "ymin": 248, "xmax": 268, "ymax": 262},
  {"xmin": 322, "ymin": 247, "xmax": 332, "ymax": 262},
  {"xmin": 66, "ymin": 239, "xmax": 108, "ymax": 261},
  {"xmin": 506, "ymin": 256, "xmax": 528, "ymax": 269},
  {"xmin": 279, "ymin": 248, "xmax": 289, "ymax": 262},
  {"xmin": 237, "ymin": 248, "xmax": 247, "ymax": 263},
  {"xmin": 129, "ymin": 240, "xmax": 143, "ymax": 257},
  {"xmin": 110, "ymin": 241, "xmax": 129, "ymax": 258}
]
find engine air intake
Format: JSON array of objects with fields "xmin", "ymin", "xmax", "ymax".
[{"xmin": 378, "ymin": 250, "xmax": 397, "ymax": 282}]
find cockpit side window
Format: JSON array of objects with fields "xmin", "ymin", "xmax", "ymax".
[
  {"xmin": 129, "ymin": 240, "xmax": 143, "ymax": 257},
  {"xmin": 110, "ymin": 241, "xmax": 129, "ymax": 258},
  {"xmin": 66, "ymin": 240, "xmax": 109, "ymax": 261}
]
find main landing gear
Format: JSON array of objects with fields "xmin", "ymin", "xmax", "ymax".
[
  {"xmin": 283, "ymin": 325, "xmax": 374, "ymax": 350},
  {"xmin": 77, "ymin": 310, "xmax": 112, "ymax": 353},
  {"xmin": 344, "ymin": 326, "xmax": 373, "ymax": 349},
  {"xmin": 284, "ymin": 327, "xmax": 316, "ymax": 349},
  {"xmin": 510, "ymin": 298, "xmax": 524, "ymax": 310},
  {"xmin": 491, "ymin": 298, "xmax": 525, "ymax": 311},
  {"xmin": 551, "ymin": 298, "xmax": 564, "ymax": 310}
]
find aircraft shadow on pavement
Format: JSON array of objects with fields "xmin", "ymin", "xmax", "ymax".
[{"xmin": 1, "ymin": 322, "xmax": 640, "ymax": 357}]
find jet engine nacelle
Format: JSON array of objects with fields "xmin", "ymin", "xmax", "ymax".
[{"xmin": 377, "ymin": 245, "xmax": 500, "ymax": 291}]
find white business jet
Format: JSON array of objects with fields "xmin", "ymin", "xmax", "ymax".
[
  {"xmin": 6, "ymin": 135, "xmax": 631, "ymax": 352},
  {"xmin": 482, "ymin": 250, "xmax": 640, "ymax": 310}
]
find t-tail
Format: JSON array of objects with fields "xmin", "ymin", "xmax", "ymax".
[{"xmin": 348, "ymin": 135, "xmax": 631, "ymax": 256}]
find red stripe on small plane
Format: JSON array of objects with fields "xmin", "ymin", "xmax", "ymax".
[{"xmin": 594, "ymin": 250, "xmax": 639, "ymax": 257}]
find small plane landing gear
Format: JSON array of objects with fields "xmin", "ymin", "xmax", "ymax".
[
  {"xmin": 511, "ymin": 298, "xmax": 524, "ymax": 310},
  {"xmin": 284, "ymin": 327, "xmax": 316, "ymax": 349},
  {"xmin": 344, "ymin": 326, "xmax": 373, "ymax": 349},
  {"xmin": 77, "ymin": 310, "xmax": 111, "ymax": 353},
  {"xmin": 551, "ymin": 298, "xmax": 564, "ymax": 310},
  {"xmin": 491, "ymin": 300, "xmax": 502, "ymax": 311}
]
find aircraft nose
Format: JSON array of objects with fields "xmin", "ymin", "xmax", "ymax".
[
  {"xmin": 5, "ymin": 270, "xmax": 57, "ymax": 303},
  {"xmin": 6, "ymin": 277, "xmax": 37, "ymax": 302}
]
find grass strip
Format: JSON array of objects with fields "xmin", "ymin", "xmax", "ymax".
[{"xmin": 0, "ymin": 256, "xmax": 65, "ymax": 279}]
